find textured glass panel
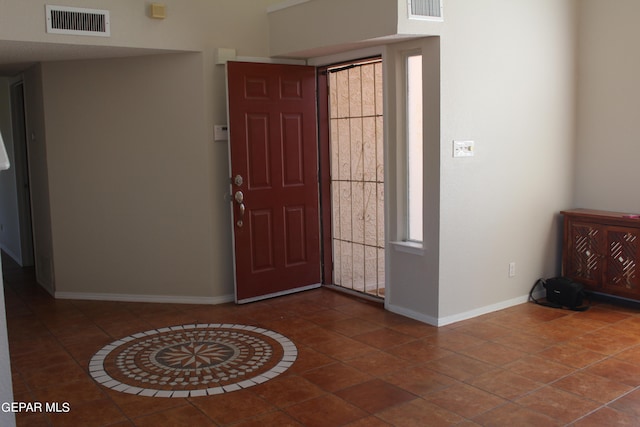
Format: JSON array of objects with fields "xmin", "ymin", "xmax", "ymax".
[
  {"xmin": 327, "ymin": 58, "xmax": 385, "ymax": 297},
  {"xmin": 352, "ymin": 181, "xmax": 364, "ymax": 245},
  {"xmin": 352, "ymin": 243, "xmax": 365, "ymax": 292},
  {"xmin": 338, "ymin": 118, "xmax": 351, "ymax": 181},
  {"xmin": 348, "ymin": 67, "xmax": 363, "ymax": 118},
  {"xmin": 350, "ymin": 118, "xmax": 364, "ymax": 181},
  {"xmin": 336, "ymin": 71, "xmax": 350, "ymax": 118},
  {"xmin": 363, "ymin": 117, "xmax": 377, "ymax": 182},
  {"xmin": 361, "ymin": 64, "xmax": 376, "ymax": 117}
]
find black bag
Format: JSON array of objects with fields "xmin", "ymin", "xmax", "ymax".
[{"xmin": 529, "ymin": 277, "xmax": 590, "ymax": 311}]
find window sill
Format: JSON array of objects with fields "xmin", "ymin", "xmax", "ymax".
[{"xmin": 390, "ymin": 241, "xmax": 424, "ymax": 256}]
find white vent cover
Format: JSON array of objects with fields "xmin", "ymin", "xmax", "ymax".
[
  {"xmin": 46, "ymin": 5, "xmax": 110, "ymax": 37},
  {"xmin": 408, "ymin": 0, "xmax": 443, "ymax": 21}
]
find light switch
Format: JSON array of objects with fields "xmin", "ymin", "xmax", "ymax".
[
  {"xmin": 453, "ymin": 140, "xmax": 474, "ymax": 157},
  {"xmin": 214, "ymin": 125, "xmax": 228, "ymax": 141}
]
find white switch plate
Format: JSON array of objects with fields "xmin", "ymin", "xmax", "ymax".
[
  {"xmin": 453, "ymin": 140, "xmax": 474, "ymax": 157},
  {"xmin": 214, "ymin": 125, "xmax": 229, "ymax": 142}
]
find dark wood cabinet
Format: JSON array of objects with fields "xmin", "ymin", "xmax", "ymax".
[{"xmin": 561, "ymin": 209, "xmax": 640, "ymax": 301}]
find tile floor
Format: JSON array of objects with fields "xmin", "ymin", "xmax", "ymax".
[{"xmin": 3, "ymin": 254, "xmax": 640, "ymax": 426}]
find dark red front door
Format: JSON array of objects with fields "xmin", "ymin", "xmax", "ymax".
[{"xmin": 227, "ymin": 61, "xmax": 321, "ymax": 303}]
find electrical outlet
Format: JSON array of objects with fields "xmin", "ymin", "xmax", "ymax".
[{"xmin": 508, "ymin": 262, "xmax": 516, "ymax": 277}]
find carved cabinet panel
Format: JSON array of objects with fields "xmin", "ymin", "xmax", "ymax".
[{"xmin": 562, "ymin": 209, "xmax": 640, "ymax": 300}]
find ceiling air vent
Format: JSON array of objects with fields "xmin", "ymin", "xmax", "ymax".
[
  {"xmin": 408, "ymin": 0, "xmax": 443, "ymax": 21},
  {"xmin": 46, "ymin": 5, "xmax": 111, "ymax": 37}
]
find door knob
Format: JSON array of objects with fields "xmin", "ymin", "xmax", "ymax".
[{"xmin": 235, "ymin": 191, "xmax": 245, "ymax": 227}]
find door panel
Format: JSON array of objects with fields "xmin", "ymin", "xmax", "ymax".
[{"xmin": 227, "ymin": 61, "xmax": 321, "ymax": 303}]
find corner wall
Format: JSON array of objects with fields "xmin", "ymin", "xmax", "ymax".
[
  {"xmin": 41, "ymin": 53, "xmax": 223, "ymax": 300},
  {"xmin": 436, "ymin": 0, "xmax": 577, "ymax": 322},
  {"xmin": 574, "ymin": 0, "xmax": 640, "ymax": 213}
]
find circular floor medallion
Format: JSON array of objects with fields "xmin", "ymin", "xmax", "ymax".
[{"xmin": 89, "ymin": 324, "xmax": 297, "ymax": 398}]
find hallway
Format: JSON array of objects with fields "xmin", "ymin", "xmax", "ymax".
[{"xmin": 3, "ymin": 253, "xmax": 640, "ymax": 426}]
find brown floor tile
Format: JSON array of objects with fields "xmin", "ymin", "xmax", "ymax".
[
  {"xmin": 105, "ymin": 390, "xmax": 188, "ymax": 419},
  {"xmin": 285, "ymin": 394, "xmax": 367, "ymax": 427},
  {"xmin": 308, "ymin": 335, "xmax": 375, "ymax": 361},
  {"xmin": 344, "ymin": 349, "xmax": 413, "ymax": 377},
  {"xmin": 516, "ymin": 385, "xmax": 601, "ymax": 424},
  {"xmin": 452, "ymin": 319, "xmax": 513, "ymax": 340},
  {"xmin": 301, "ymin": 362, "xmax": 372, "ymax": 392},
  {"xmin": 351, "ymin": 327, "xmax": 414, "ymax": 349},
  {"xmin": 31, "ymin": 377, "xmax": 106, "ymax": 406},
  {"xmin": 609, "ymin": 316, "xmax": 640, "ymax": 336},
  {"xmin": 15, "ymin": 412, "xmax": 51, "ymax": 427},
  {"xmin": 335, "ymin": 379, "xmax": 417, "ymax": 414},
  {"xmin": 292, "ymin": 326, "xmax": 344, "ymax": 346},
  {"xmin": 467, "ymin": 369, "xmax": 543, "ymax": 400},
  {"xmin": 569, "ymin": 327, "xmax": 640, "ymax": 355},
  {"xmin": 224, "ymin": 410, "xmax": 303, "ymax": 427},
  {"xmin": 525, "ymin": 321, "xmax": 585, "ymax": 343},
  {"xmin": 490, "ymin": 330, "xmax": 553, "ymax": 354},
  {"xmin": 425, "ymin": 353, "xmax": 497, "ymax": 381},
  {"xmin": 385, "ymin": 339, "xmax": 454, "ymax": 363},
  {"xmin": 383, "ymin": 364, "xmax": 456, "ymax": 396},
  {"xmin": 132, "ymin": 404, "xmax": 216, "ymax": 426},
  {"xmin": 376, "ymin": 398, "xmax": 464, "ymax": 426},
  {"xmin": 189, "ymin": 389, "xmax": 275, "ymax": 425},
  {"xmin": 585, "ymin": 357, "xmax": 640, "ymax": 386},
  {"xmin": 609, "ymin": 388, "xmax": 640, "ymax": 417},
  {"xmin": 553, "ymin": 371, "xmax": 634, "ymax": 404},
  {"xmin": 505, "ymin": 354, "xmax": 574, "ymax": 384},
  {"xmin": 286, "ymin": 345, "xmax": 335, "ymax": 375},
  {"xmin": 253, "ymin": 375, "xmax": 325, "ymax": 408},
  {"xmin": 473, "ymin": 402, "xmax": 562, "ymax": 426},
  {"xmin": 423, "ymin": 383, "xmax": 506, "ymax": 418},
  {"xmin": 21, "ymin": 359, "xmax": 89, "ymax": 391},
  {"xmin": 537, "ymin": 343, "xmax": 607, "ymax": 369},
  {"xmin": 385, "ymin": 319, "xmax": 438, "ymax": 338},
  {"xmin": 422, "ymin": 330, "xmax": 487, "ymax": 352},
  {"xmin": 457, "ymin": 341, "xmax": 526, "ymax": 366},
  {"xmin": 343, "ymin": 415, "xmax": 393, "ymax": 426},
  {"xmin": 320, "ymin": 317, "xmax": 382, "ymax": 337},
  {"xmin": 614, "ymin": 344, "xmax": 640, "ymax": 363},
  {"xmin": 579, "ymin": 306, "xmax": 633, "ymax": 323},
  {"xmin": 573, "ymin": 406, "xmax": 640, "ymax": 427},
  {"xmin": 45, "ymin": 398, "xmax": 128, "ymax": 427}
]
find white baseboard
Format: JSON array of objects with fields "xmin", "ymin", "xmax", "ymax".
[
  {"xmin": 386, "ymin": 290, "xmax": 543, "ymax": 327},
  {"xmin": 385, "ymin": 302, "xmax": 439, "ymax": 326},
  {"xmin": 54, "ymin": 291, "xmax": 235, "ymax": 305}
]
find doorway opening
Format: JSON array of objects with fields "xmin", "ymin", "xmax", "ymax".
[{"xmin": 320, "ymin": 58, "xmax": 385, "ymax": 299}]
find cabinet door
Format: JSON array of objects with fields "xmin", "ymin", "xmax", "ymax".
[
  {"xmin": 603, "ymin": 226, "xmax": 640, "ymax": 298},
  {"xmin": 565, "ymin": 220, "xmax": 604, "ymax": 289}
]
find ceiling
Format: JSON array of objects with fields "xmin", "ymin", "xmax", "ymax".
[{"xmin": 0, "ymin": 39, "xmax": 182, "ymax": 76}]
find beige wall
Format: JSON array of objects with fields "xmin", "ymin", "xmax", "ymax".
[
  {"xmin": 435, "ymin": 0, "xmax": 577, "ymax": 321},
  {"xmin": 575, "ymin": 0, "xmax": 640, "ymax": 213},
  {"xmin": 41, "ymin": 53, "xmax": 222, "ymax": 299}
]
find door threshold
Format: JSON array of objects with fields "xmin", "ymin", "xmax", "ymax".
[{"xmin": 323, "ymin": 284, "xmax": 384, "ymax": 304}]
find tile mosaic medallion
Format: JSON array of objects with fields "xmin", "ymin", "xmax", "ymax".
[{"xmin": 89, "ymin": 324, "xmax": 297, "ymax": 398}]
